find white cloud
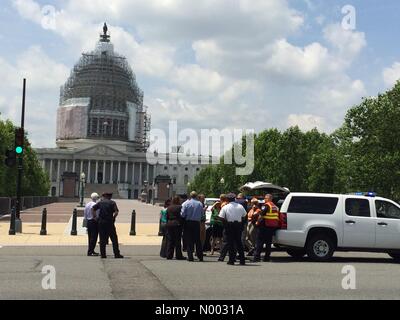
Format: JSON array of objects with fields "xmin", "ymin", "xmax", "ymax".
[
  {"xmin": 287, "ymin": 114, "xmax": 326, "ymax": 132},
  {"xmin": 383, "ymin": 62, "xmax": 400, "ymax": 88},
  {"xmin": 0, "ymin": 46, "xmax": 69, "ymax": 147},
  {"xmin": 8, "ymin": 0, "xmax": 371, "ymax": 150}
]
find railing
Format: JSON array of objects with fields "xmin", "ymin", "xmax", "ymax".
[{"xmin": 0, "ymin": 197, "xmax": 58, "ymax": 216}]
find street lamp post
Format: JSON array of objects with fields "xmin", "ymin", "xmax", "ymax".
[
  {"xmin": 79, "ymin": 172, "xmax": 86, "ymax": 207},
  {"xmin": 220, "ymin": 177, "xmax": 225, "ymax": 195}
]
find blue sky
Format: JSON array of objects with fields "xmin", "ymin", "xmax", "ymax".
[{"xmin": 0, "ymin": 0, "xmax": 399, "ymax": 152}]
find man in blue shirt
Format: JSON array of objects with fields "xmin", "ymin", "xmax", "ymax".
[{"xmin": 181, "ymin": 191, "xmax": 204, "ymax": 262}]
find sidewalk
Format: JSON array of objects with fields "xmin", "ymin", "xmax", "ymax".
[{"xmin": 0, "ymin": 222, "xmax": 162, "ymax": 246}]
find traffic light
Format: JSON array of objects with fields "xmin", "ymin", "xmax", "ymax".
[
  {"xmin": 15, "ymin": 128, "xmax": 24, "ymax": 155},
  {"xmin": 5, "ymin": 150, "xmax": 16, "ymax": 167}
]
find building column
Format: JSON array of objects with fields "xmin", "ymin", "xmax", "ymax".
[
  {"xmin": 132, "ymin": 162, "xmax": 135, "ymax": 185},
  {"xmin": 110, "ymin": 161, "xmax": 114, "ymax": 184},
  {"xmin": 95, "ymin": 161, "xmax": 99, "ymax": 183},
  {"xmin": 65, "ymin": 160, "xmax": 68, "ymax": 173},
  {"xmin": 117, "ymin": 161, "xmax": 121, "ymax": 183},
  {"xmin": 103, "ymin": 161, "xmax": 106, "ymax": 184},
  {"xmin": 125, "ymin": 162, "xmax": 129, "ymax": 183},
  {"xmin": 49, "ymin": 159, "xmax": 53, "ymax": 182},
  {"xmin": 153, "ymin": 165, "xmax": 156, "ymax": 184},
  {"xmin": 139, "ymin": 163, "xmax": 143, "ymax": 186},
  {"xmin": 88, "ymin": 161, "xmax": 91, "ymax": 183},
  {"xmin": 146, "ymin": 164, "xmax": 150, "ymax": 183},
  {"xmin": 72, "ymin": 160, "xmax": 76, "ymax": 173},
  {"xmin": 56, "ymin": 159, "xmax": 61, "ymax": 184},
  {"xmin": 80, "ymin": 160, "xmax": 83, "ymax": 174},
  {"xmin": 42, "ymin": 159, "xmax": 46, "ymax": 169}
]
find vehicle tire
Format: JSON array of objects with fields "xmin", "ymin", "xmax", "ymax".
[
  {"xmin": 388, "ymin": 252, "xmax": 400, "ymax": 262},
  {"xmin": 286, "ymin": 249, "xmax": 306, "ymax": 259},
  {"xmin": 306, "ymin": 233, "xmax": 335, "ymax": 262}
]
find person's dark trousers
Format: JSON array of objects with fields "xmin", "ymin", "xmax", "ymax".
[
  {"xmin": 166, "ymin": 225, "xmax": 184, "ymax": 259},
  {"xmin": 184, "ymin": 220, "xmax": 203, "ymax": 261},
  {"xmin": 254, "ymin": 227, "xmax": 275, "ymax": 261},
  {"xmin": 99, "ymin": 221, "xmax": 121, "ymax": 257},
  {"xmin": 226, "ymin": 222, "xmax": 245, "ymax": 264},
  {"xmin": 160, "ymin": 223, "xmax": 167, "ymax": 258},
  {"xmin": 219, "ymin": 228, "xmax": 229, "ymax": 261},
  {"xmin": 241, "ymin": 219, "xmax": 248, "ymax": 251},
  {"xmin": 87, "ymin": 219, "xmax": 99, "ymax": 254}
]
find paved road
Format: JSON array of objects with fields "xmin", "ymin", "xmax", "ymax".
[{"xmin": 1, "ymin": 246, "xmax": 400, "ymax": 300}]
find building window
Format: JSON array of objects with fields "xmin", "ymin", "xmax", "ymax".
[
  {"xmin": 184, "ymin": 175, "xmax": 189, "ymax": 185},
  {"xmin": 164, "ymin": 166, "xmax": 168, "ymax": 170},
  {"xmin": 185, "ymin": 168, "xmax": 189, "ymax": 171}
]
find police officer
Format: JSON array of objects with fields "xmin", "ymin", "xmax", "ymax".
[
  {"xmin": 218, "ymin": 193, "xmax": 247, "ymax": 265},
  {"xmin": 92, "ymin": 192, "xmax": 124, "ymax": 259},
  {"xmin": 253, "ymin": 194, "xmax": 280, "ymax": 262}
]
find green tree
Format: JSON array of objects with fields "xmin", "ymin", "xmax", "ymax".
[{"xmin": 0, "ymin": 117, "xmax": 50, "ymax": 197}]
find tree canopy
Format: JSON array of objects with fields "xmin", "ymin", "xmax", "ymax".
[{"xmin": 191, "ymin": 81, "xmax": 400, "ymax": 201}]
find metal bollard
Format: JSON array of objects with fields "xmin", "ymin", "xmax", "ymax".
[
  {"xmin": 129, "ymin": 210, "xmax": 136, "ymax": 236},
  {"xmin": 9, "ymin": 207, "xmax": 16, "ymax": 236},
  {"xmin": 71, "ymin": 208, "xmax": 78, "ymax": 236},
  {"xmin": 40, "ymin": 208, "xmax": 47, "ymax": 236}
]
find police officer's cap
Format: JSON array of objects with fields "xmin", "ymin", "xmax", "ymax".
[{"xmin": 226, "ymin": 193, "xmax": 236, "ymax": 200}]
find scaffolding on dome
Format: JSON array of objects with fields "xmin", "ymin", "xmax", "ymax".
[{"xmin": 57, "ymin": 25, "xmax": 150, "ymax": 151}]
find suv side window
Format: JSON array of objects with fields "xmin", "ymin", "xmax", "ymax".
[
  {"xmin": 288, "ymin": 197, "xmax": 339, "ymax": 215},
  {"xmin": 375, "ymin": 200, "xmax": 400, "ymax": 220},
  {"xmin": 345, "ymin": 198, "xmax": 370, "ymax": 217}
]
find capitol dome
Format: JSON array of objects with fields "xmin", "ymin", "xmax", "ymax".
[{"xmin": 56, "ymin": 23, "xmax": 150, "ymax": 151}]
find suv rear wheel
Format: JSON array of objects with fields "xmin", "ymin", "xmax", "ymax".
[
  {"xmin": 306, "ymin": 233, "xmax": 335, "ymax": 262},
  {"xmin": 286, "ymin": 249, "xmax": 306, "ymax": 259}
]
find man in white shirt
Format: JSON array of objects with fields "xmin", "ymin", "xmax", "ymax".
[
  {"xmin": 84, "ymin": 193, "xmax": 100, "ymax": 256},
  {"xmin": 218, "ymin": 193, "xmax": 247, "ymax": 265}
]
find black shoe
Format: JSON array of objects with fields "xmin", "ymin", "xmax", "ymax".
[
  {"xmin": 87, "ymin": 252, "xmax": 99, "ymax": 257},
  {"xmin": 227, "ymin": 261, "xmax": 235, "ymax": 265},
  {"xmin": 240, "ymin": 261, "xmax": 246, "ymax": 266},
  {"xmin": 188, "ymin": 258, "xmax": 194, "ymax": 262},
  {"xmin": 115, "ymin": 255, "xmax": 124, "ymax": 259},
  {"xmin": 101, "ymin": 256, "xmax": 107, "ymax": 259},
  {"xmin": 263, "ymin": 257, "xmax": 271, "ymax": 262},
  {"xmin": 198, "ymin": 258, "xmax": 204, "ymax": 262},
  {"xmin": 218, "ymin": 258, "xmax": 225, "ymax": 262},
  {"xmin": 252, "ymin": 258, "xmax": 261, "ymax": 263},
  {"xmin": 176, "ymin": 257, "xmax": 187, "ymax": 261}
]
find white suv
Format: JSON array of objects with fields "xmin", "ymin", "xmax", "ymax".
[{"xmin": 275, "ymin": 192, "xmax": 400, "ymax": 262}]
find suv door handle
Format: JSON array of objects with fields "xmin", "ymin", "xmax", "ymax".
[
  {"xmin": 378, "ymin": 222, "xmax": 388, "ymax": 226},
  {"xmin": 345, "ymin": 220, "xmax": 356, "ymax": 224}
]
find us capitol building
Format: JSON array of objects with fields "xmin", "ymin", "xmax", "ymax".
[{"xmin": 36, "ymin": 24, "xmax": 209, "ymax": 201}]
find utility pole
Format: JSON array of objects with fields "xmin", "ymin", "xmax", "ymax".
[{"xmin": 15, "ymin": 78, "xmax": 26, "ymax": 233}]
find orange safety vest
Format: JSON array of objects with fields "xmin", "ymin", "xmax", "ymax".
[{"xmin": 262, "ymin": 201, "xmax": 280, "ymax": 228}]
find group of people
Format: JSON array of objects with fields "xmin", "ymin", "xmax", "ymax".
[
  {"xmin": 159, "ymin": 191, "xmax": 282, "ymax": 265},
  {"xmin": 83, "ymin": 192, "xmax": 124, "ymax": 259}
]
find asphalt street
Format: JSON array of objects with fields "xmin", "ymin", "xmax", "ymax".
[{"xmin": 1, "ymin": 246, "xmax": 400, "ymax": 300}]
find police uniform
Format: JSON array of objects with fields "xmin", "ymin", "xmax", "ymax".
[
  {"xmin": 92, "ymin": 193, "xmax": 123, "ymax": 259},
  {"xmin": 218, "ymin": 196, "xmax": 247, "ymax": 265}
]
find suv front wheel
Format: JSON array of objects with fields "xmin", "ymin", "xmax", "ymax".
[{"xmin": 306, "ymin": 233, "xmax": 335, "ymax": 262}]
